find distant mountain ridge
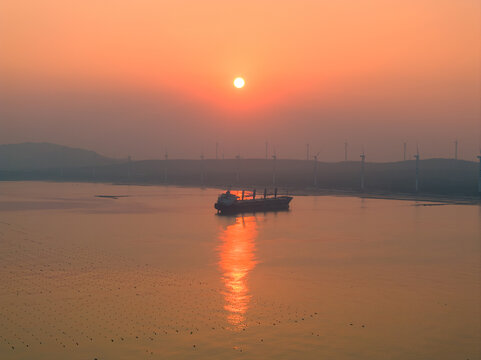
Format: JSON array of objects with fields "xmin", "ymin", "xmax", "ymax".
[
  {"xmin": 0, "ymin": 143, "xmax": 479, "ymax": 197},
  {"xmin": 0, "ymin": 142, "xmax": 119, "ymax": 170}
]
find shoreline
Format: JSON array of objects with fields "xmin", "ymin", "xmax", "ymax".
[
  {"xmin": 210, "ymin": 185, "xmax": 480, "ymax": 205},
  {"xmin": 287, "ymin": 188, "xmax": 479, "ymax": 205},
  {"xmin": 2, "ymin": 179, "xmax": 479, "ymax": 205}
]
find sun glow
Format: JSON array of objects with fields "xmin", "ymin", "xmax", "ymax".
[{"xmin": 233, "ymin": 77, "xmax": 245, "ymax": 89}]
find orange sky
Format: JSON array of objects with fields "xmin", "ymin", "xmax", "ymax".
[{"xmin": 0, "ymin": 0, "xmax": 480, "ymax": 160}]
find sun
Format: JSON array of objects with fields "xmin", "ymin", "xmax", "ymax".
[{"xmin": 233, "ymin": 77, "xmax": 245, "ymax": 89}]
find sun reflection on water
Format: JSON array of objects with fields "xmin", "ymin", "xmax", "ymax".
[{"xmin": 218, "ymin": 215, "xmax": 258, "ymax": 329}]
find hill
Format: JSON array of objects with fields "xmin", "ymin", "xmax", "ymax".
[
  {"xmin": 1, "ymin": 156, "xmax": 479, "ymax": 197},
  {"xmin": 0, "ymin": 143, "xmax": 119, "ymax": 170}
]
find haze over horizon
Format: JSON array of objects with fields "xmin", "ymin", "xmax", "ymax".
[{"xmin": 1, "ymin": 0, "xmax": 480, "ymax": 161}]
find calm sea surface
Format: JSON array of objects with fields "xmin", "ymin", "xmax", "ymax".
[{"xmin": 0, "ymin": 182, "xmax": 479, "ymax": 360}]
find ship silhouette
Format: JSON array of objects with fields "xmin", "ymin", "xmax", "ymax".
[{"xmin": 215, "ymin": 188, "xmax": 293, "ymax": 214}]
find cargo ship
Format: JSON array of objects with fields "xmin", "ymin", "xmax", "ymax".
[{"xmin": 215, "ymin": 188, "xmax": 293, "ymax": 214}]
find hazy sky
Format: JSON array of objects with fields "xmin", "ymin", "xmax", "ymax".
[{"xmin": 1, "ymin": 0, "xmax": 480, "ymax": 161}]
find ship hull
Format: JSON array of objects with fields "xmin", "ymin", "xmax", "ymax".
[{"xmin": 215, "ymin": 196, "xmax": 292, "ymax": 214}]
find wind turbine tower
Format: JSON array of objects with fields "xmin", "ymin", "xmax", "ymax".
[
  {"xmin": 454, "ymin": 140, "xmax": 458, "ymax": 160},
  {"xmin": 216, "ymin": 142, "xmax": 219, "ymax": 160},
  {"xmin": 360, "ymin": 151, "xmax": 365, "ymax": 191},
  {"xmin": 127, "ymin": 155, "xmax": 132, "ymax": 182},
  {"xmin": 163, "ymin": 150, "xmax": 168, "ymax": 183},
  {"xmin": 200, "ymin": 153, "xmax": 205, "ymax": 185},
  {"xmin": 344, "ymin": 142, "xmax": 348, "ymax": 161},
  {"xmin": 313, "ymin": 152, "xmax": 320, "ymax": 187},
  {"xmin": 265, "ymin": 141, "xmax": 268, "ymax": 160},
  {"xmin": 403, "ymin": 142, "xmax": 407, "ymax": 161},
  {"xmin": 306, "ymin": 143, "xmax": 310, "ymax": 161},
  {"xmin": 477, "ymin": 153, "xmax": 481, "ymax": 197},
  {"xmin": 414, "ymin": 146, "xmax": 420, "ymax": 193},
  {"xmin": 272, "ymin": 152, "xmax": 277, "ymax": 186}
]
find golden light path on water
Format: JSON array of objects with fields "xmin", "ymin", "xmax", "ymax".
[{"xmin": 218, "ymin": 216, "xmax": 258, "ymax": 329}]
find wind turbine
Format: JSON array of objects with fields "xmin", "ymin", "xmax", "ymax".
[
  {"xmin": 127, "ymin": 155, "xmax": 132, "ymax": 182},
  {"xmin": 360, "ymin": 150, "xmax": 365, "ymax": 191},
  {"xmin": 477, "ymin": 151, "xmax": 481, "ymax": 197},
  {"xmin": 200, "ymin": 152, "xmax": 205, "ymax": 185},
  {"xmin": 272, "ymin": 149, "xmax": 277, "ymax": 186},
  {"xmin": 163, "ymin": 150, "xmax": 168, "ymax": 183},
  {"xmin": 313, "ymin": 152, "xmax": 320, "ymax": 187},
  {"xmin": 414, "ymin": 145, "xmax": 420, "ymax": 193}
]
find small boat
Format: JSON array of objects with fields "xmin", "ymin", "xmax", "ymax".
[{"xmin": 215, "ymin": 188, "xmax": 293, "ymax": 214}]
